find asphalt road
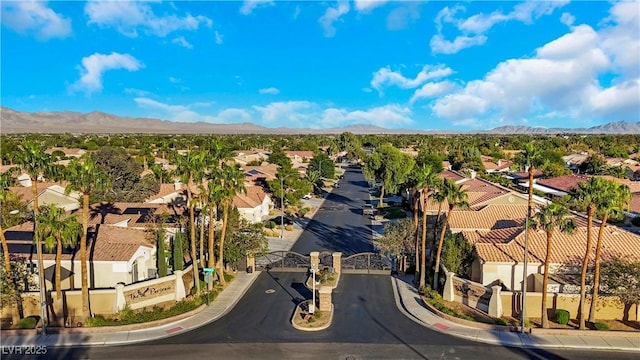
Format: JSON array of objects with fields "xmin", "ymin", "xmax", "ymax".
[
  {"xmin": 18, "ymin": 167, "xmax": 638, "ymax": 360},
  {"xmin": 290, "ymin": 166, "xmax": 374, "ymax": 255}
]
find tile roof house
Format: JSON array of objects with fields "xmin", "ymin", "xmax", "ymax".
[
  {"xmin": 9, "ymin": 183, "xmax": 82, "ymax": 212},
  {"xmin": 233, "ymin": 185, "xmax": 272, "ymax": 223},
  {"xmin": 481, "ymin": 155, "xmax": 513, "ymax": 173},
  {"xmin": 232, "ymin": 150, "xmax": 270, "ymax": 166},
  {"xmin": 3, "ymin": 221, "xmax": 156, "ymax": 290}
]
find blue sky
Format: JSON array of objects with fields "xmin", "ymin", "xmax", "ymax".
[{"xmin": 1, "ymin": 1, "xmax": 639, "ymax": 131}]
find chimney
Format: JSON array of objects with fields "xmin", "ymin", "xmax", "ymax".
[
  {"xmin": 497, "ymin": 160, "xmax": 502, "ymax": 166},
  {"xmin": 470, "ymin": 170, "xmax": 477, "ymax": 179},
  {"xmin": 174, "ymin": 180, "xmax": 182, "ymax": 191}
]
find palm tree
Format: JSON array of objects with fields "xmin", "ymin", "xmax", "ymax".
[
  {"xmin": 430, "ymin": 189, "xmax": 447, "ymax": 264},
  {"xmin": 588, "ymin": 182, "xmax": 631, "ymax": 322},
  {"xmin": 216, "ymin": 163, "xmax": 246, "ymax": 286},
  {"xmin": 172, "ymin": 149, "xmax": 206, "ymax": 295},
  {"xmin": 36, "ymin": 204, "xmax": 81, "ymax": 299},
  {"xmin": 571, "ymin": 177, "xmax": 605, "ymax": 329},
  {"xmin": 13, "ymin": 142, "xmax": 55, "ymax": 306},
  {"xmin": 149, "ymin": 162, "xmax": 168, "ymax": 187},
  {"xmin": 65, "ymin": 157, "xmax": 110, "ymax": 320},
  {"xmin": 533, "ymin": 203, "xmax": 576, "ymax": 328},
  {"xmin": 199, "ymin": 177, "xmax": 223, "ymax": 276},
  {"xmin": 413, "ymin": 165, "xmax": 439, "ymax": 290},
  {"xmin": 433, "ymin": 179, "xmax": 469, "ymax": 289}
]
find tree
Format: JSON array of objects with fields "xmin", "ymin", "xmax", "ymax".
[
  {"xmin": 533, "ymin": 203, "xmax": 576, "ymax": 328},
  {"xmin": 433, "ymin": 179, "xmax": 469, "ymax": 289},
  {"xmin": 374, "ymin": 219, "xmax": 414, "ymax": 259},
  {"xmin": 173, "ymin": 230, "xmax": 184, "ymax": 271},
  {"xmin": 91, "ymin": 147, "xmax": 148, "ymax": 202},
  {"xmin": 65, "ymin": 157, "xmax": 110, "ymax": 320},
  {"xmin": 589, "ymin": 182, "xmax": 631, "ymax": 322},
  {"xmin": 308, "ymin": 152, "xmax": 335, "ymax": 179},
  {"xmin": 153, "ymin": 220, "xmax": 168, "ymax": 278},
  {"xmin": 37, "ymin": 204, "xmax": 81, "ymax": 299},
  {"xmin": 363, "ymin": 143, "xmax": 415, "ymax": 207},
  {"xmin": 216, "ymin": 163, "xmax": 246, "ymax": 286},
  {"xmin": 149, "ymin": 162, "xmax": 170, "ymax": 187},
  {"xmin": 172, "ymin": 149, "xmax": 206, "ymax": 295},
  {"xmin": 571, "ymin": 178, "xmax": 605, "ymax": 329},
  {"xmin": 1, "ymin": 254, "xmax": 37, "ymax": 318},
  {"xmin": 267, "ymin": 149, "xmax": 292, "ymax": 168},
  {"xmin": 600, "ymin": 256, "xmax": 640, "ymax": 322},
  {"xmin": 414, "ymin": 165, "xmax": 440, "ymax": 290},
  {"xmin": 440, "ymin": 233, "xmax": 474, "ymax": 278},
  {"xmin": 225, "ymin": 221, "xmax": 268, "ymax": 269},
  {"xmin": 579, "ymin": 154, "xmax": 606, "ymax": 175},
  {"xmin": 12, "ymin": 141, "xmax": 55, "ymax": 318},
  {"xmin": 0, "ymin": 171, "xmax": 17, "ymax": 282},
  {"xmin": 305, "ymin": 169, "xmax": 323, "ymax": 194}
]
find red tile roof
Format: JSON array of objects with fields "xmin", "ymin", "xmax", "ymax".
[{"xmin": 537, "ymin": 175, "xmax": 589, "ymax": 193}]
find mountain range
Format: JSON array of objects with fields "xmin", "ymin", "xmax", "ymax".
[{"xmin": 1, "ymin": 107, "xmax": 639, "ymax": 135}]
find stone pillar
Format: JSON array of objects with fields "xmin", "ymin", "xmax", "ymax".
[
  {"xmin": 114, "ymin": 283, "xmax": 126, "ymax": 314},
  {"xmin": 488, "ymin": 285, "xmax": 503, "ymax": 318},
  {"xmin": 310, "ymin": 251, "xmax": 319, "ymax": 270},
  {"xmin": 246, "ymin": 256, "xmax": 255, "ymax": 271},
  {"xmin": 318, "ymin": 285, "xmax": 332, "ymax": 311},
  {"xmin": 174, "ymin": 270, "xmax": 186, "ymax": 301},
  {"xmin": 332, "ymin": 252, "xmax": 342, "ymax": 274},
  {"xmin": 443, "ymin": 271, "xmax": 455, "ymax": 302}
]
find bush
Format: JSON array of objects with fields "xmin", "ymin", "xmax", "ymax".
[
  {"xmin": 265, "ymin": 221, "xmax": 276, "ymax": 229},
  {"xmin": 299, "ymin": 207, "xmax": 310, "ymax": 217},
  {"xmin": 494, "ymin": 317, "xmax": 509, "ymax": 326},
  {"xmin": 285, "ymin": 225, "xmax": 293, "ymax": 231},
  {"xmin": 594, "ymin": 322, "xmax": 609, "ymax": 331},
  {"xmin": 383, "ymin": 208, "xmax": 407, "ymax": 219},
  {"xmin": 18, "ymin": 317, "xmax": 37, "ymax": 329},
  {"xmin": 555, "ymin": 309, "xmax": 570, "ymax": 325}
]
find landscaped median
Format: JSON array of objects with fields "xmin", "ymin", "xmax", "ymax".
[{"xmin": 291, "ymin": 300, "xmax": 333, "ymax": 331}]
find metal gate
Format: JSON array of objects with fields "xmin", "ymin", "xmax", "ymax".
[
  {"xmin": 341, "ymin": 252, "xmax": 391, "ymax": 274},
  {"xmin": 255, "ymin": 251, "xmax": 310, "ymax": 272}
]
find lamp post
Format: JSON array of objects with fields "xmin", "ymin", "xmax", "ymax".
[
  {"xmin": 309, "ymin": 266, "xmax": 316, "ymax": 314},
  {"xmin": 10, "ymin": 209, "xmax": 46, "ymax": 335},
  {"xmin": 521, "ymin": 207, "xmax": 530, "ymax": 334}
]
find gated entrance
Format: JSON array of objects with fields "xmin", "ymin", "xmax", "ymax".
[{"xmin": 254, "ymin": 251, "xmax": 391, "ymax": 275}]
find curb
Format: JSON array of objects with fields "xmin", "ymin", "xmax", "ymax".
[{"xmin": 290, "ymin": 300, "xmax": 333, "ymax": 332}]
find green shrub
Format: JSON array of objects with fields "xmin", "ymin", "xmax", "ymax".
[
  {"xmin": 594, "ymin": 322, "xmax": 609, "ymax": 331},
  {"xmin": 383, "ymin": 208, "xmax": 407, "ymax": 219},
  {"xmin": 285, "ymin": 225, "xmax": 293, "ymax": 231},
  {"xmin": 555, "ymin": 309, "xmax": 570, "ymax": 325},
  {"xmin": 266, "ymin": 221, "xmax": 276, "ymax": 229},
  {"xmin": 299, "ymin": 207, "xmax": 310, "ymax": 217},
  {"xmin": 495, "ymin": 317, "xmax": 509, "ymax": 326},
  {"xmin": 18, "ymin": 317, "xmax": 37, "ymax": 329}
]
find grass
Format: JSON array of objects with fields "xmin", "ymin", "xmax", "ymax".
[{"xmin": 383, "ymin": 207, "xmax": 407, "ymax": 219}]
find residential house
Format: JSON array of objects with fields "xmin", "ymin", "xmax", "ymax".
[
  {"xmin": 9, "ymin": 182, "xmax": 82, "ymax": 212},
  {"xmin": 562, "ymin": 153, "xmax": 589, "ymax": 173},
  {"xmin": 233, "ymin": 185, "xmax": 272, "ymax": 223},
  {"xmin": 233, "ymin": 150, "xmax": 270, "ymax": 166},
  {"xmin": 481, "ymin": 155, "xmax": 512, "ymax": 173}
]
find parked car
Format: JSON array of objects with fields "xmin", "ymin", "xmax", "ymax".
[
  {"xmin": 303, "ymin": 193, "xmax": 312, "ymax": 200},
  {"xmin": 269, "ymin": 216, "xmax": 294, "ymax": 225},
  {"xmin": 362, "ymin": 204, "xmax": 377, "ymax": 216},
  {"xmin": 333, "ymin": 183, "xmax": 340, "ymax": 188}
]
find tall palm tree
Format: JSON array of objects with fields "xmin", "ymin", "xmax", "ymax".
[
  {"xmin": 414, "ymin": 165, "xmax": 439, "ymax": 290},
  {"xmin": 65, "ymin": 157, "xmax": 110, "ymax": 320},
  {"xmin": 199, "ymin": 177, "xmax": 223, "ymax": 277},
  {"xmin": 533, "ymin": 203, "xmax": 576, "ymax": 328},
  {"xmin": 571, "ymin": 177, "xmax": 605, "ymax": 329},
  {"xmin": 433, "ymin": 179, "xmax": 469, "ymax": 289},
  {"xmin": 589, "ymin": 182, "xmax": 631, "ymax": 322},
  {"xmin": 13, "ymin": 142, "xmax": 55, "ymax": 308},
  {"xmin": 216, "ymin": 163, "xmax": 245, "ymax": 286},
  {"xmin": 37, "ymin": 205, "xmax": 81, "ymax": 299},
  {"xmin": 430, "ymin": 189, "xmax": 447, "ymax": 264},
  {"xmin": 172, "ymin": 150, "xmax": 206, "ymax": 295}
]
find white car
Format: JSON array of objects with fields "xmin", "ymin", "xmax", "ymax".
[{"xmin": 303, "ymin": 193, "xmax": 312, "ymax": 199}]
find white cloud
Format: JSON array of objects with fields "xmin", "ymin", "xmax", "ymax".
[
  {"xmin": 319, "ymin": 1, "xmax": 350, "ymax": 38},
  {"xmin": 371, "ymin": 64, "xmax": 453, "ymax": 94},
  {"xmin": 431, "ymin": 1, "xmax": 568, "ymax": 54},
  {"xmin": 560, "ymin": 12, "xmax": 575, "ymax": 26},
  {"xmin": 386, "ymin": 3, "xmax": 420, "ymax": 31},
  {"xmin": 1, "ymin": 1, "xmax": 71, "ymax": 40},
  {"xmin": 239, "ymin": 0, "xmax": 274, "ymax": 15},
  {"xmin": 134, "ymin": 97, "xmax": 251, "ymax": 123},
  {"xmin": 354, "ymin": 1, "xmax": 388, "ymax": 12},
  {"xmin": 429, "ymin": 34, "xmax": 487, "ymax": 55},
  {"xmin": 172, "ymin": 36, "xmax": 193, "ymax": 49},
  {"xmin": 259, "ymin": 87, "xmax": 280, "ymax": 95},
  {"xmin": 85, "ymin": 0, "xmax": 212, "ymax": 38},
  {"xmin": 168, "ymin": 77, "xmax": 181, "ymax": 84},
  {"xmin": 253, "ymin": 101, "xmax": 317, "ymax": 125},
  {"xmin": 410, "ymin": 81, "xmax": 456, "ymax": 104},
  {"xmin": 214, "ymin": 30, "xmax": 223, "ymax": 45},
  {"xmin": 430, "ymin": 16, "xmax": 640, "ymax": 125},
  {"xmin": 71, "ymin": 52, "xmax": 143, "ymax": 94}
]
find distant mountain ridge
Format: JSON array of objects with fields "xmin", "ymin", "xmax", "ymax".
[{"xmin": 1, "ymin": 107, "xmax": 638, "ymax": 135}]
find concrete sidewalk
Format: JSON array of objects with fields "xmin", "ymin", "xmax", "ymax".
[{"xmin": 391, "ymin": 274, "xmax": 640, "ymax": 352}]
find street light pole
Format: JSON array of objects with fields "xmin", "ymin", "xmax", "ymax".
[
  {"xmin": 521, "ymin": 206, "xmax": 530, "ymax": 333},
  {"xmin": 280, "ymin": 176, "xmax": 284, "ymax": 239},
  {"xmin": 309, "ymin": 267, "xmax": 316, "ymax": 314}
]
